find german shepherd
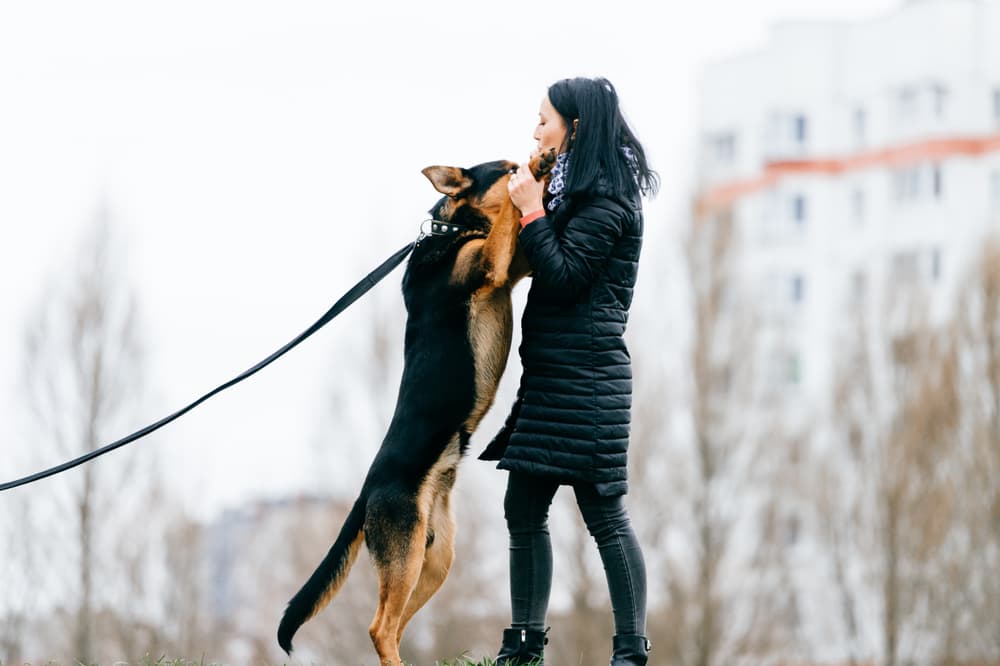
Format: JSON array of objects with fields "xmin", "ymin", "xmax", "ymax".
[{"xmin": 277, "ymin": 150, "xmax": 555, "ymax": 663}]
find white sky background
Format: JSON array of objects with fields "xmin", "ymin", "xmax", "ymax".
[{"xmin": 0, "ymin": 0, "xmax": 898, "ymax": 521}]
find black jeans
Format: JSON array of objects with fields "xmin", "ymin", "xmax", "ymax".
[{"xmin": 503, "ymin": 471, "xmax": 647, "ymax": 636}]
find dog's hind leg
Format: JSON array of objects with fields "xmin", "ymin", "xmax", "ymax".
[
  {"xmin": 369, "ymin": 529, "xmax": 426, "ymax": 665},
  {"xmin": 396, "ymin": 483, "xmax": 456, "ymax": 643},
  {"xmin": 366, "ymin": 493, "xmax": 426, "ymax": 665}
]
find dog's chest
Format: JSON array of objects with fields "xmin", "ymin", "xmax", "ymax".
[
  {"xmin": 467, "ymin": 287, "xmax": 514, "ymax": 379},
  {"xmin": 460, "ymin": 286, "xmax": 514, "ymax": 433}
]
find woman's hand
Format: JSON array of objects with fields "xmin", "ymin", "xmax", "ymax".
[{"xmin": 507, "ymin": 163, "xmax": 545, "ymax": 216}]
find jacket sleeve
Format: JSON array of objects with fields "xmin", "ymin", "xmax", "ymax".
[
  {"xmin": 519, "ymin": 198, "xmax": 626, "ymax": 298},
  {"xmin": 478, "ymin": 390, "xmax": 522, "ymax": 461}
]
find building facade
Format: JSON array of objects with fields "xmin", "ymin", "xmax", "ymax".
[
  {"xmin": 698, "ymin": 0, "xmax": 1000, "ymax": 410},
  {"xmin": 695, "ymin": 1, "xmax": 1000, "ymax": 659}
]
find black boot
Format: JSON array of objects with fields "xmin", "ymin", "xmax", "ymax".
[
  {"xmin": 610, "ymin": 634, "xmax": 650, "ymax": 665},
  {"xmin": 496, "ymin": 627, "xmax": 548, "ymax": 665}
]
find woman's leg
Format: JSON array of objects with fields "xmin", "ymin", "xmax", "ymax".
[
  {"xmin": 573, "ymin": 485, "xmax": 647, "ymax": 637},
  {"xmin": 504, "ymin": 471, "xmax": 560, "ymax": 631}
]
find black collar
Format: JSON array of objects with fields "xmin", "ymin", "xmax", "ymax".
[
  {"xmin": 419, "ymin": 218, "xmax": 470, "ymax": 239},
  {"xmin": 428, "ymin": 219, "xmax": 468, "ymax": 236},
  {"xmin": 415, "ymin": 218, "xmax": 484, "ymax": 248}
]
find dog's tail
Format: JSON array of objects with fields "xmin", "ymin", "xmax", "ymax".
[{"xmin": 277, "ymin": 493, "xmax": 367, "ymax": 654}]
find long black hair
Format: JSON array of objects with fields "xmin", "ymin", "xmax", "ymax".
[{"xmin": 547, "ymin": 76, "xmax": 659, "ymax": 202}]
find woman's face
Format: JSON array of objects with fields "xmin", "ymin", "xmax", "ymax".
[{"xmin": 533, "ymin": 95, "xmax": 571, "ymax": 155}]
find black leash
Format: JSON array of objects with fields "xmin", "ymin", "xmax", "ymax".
[{"xmin": 0, "ymin": 240, "xmax": 417, "ymax": 492}]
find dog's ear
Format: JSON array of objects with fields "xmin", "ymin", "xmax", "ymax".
[{"xmin": 422, "ymin": 166, "xmax": 473, "ymax": 197}]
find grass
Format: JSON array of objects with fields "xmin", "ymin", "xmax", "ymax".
[
  {"xmin": 435, "ymin": 658, "xmax": 542, "ymax": 666},
  {"xmin": 1, "ymin": 656, "xmax": 543, "ymax": 666}
]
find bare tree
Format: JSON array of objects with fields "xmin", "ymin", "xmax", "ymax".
[
  {"xmin": 212, "ymin": 495, "xmax": 378, "ymax": 663},
  {"xmin": 673, "ymin": 210, "xmax": 801, "ymax": 665},
  {"xmin": 0, "ymin": 493, "xmax": 39, "ymax": 663},
  {"xmin": 20, "ymin": 207, "xmax": 163, "ymax": 662},
  {"xmin": 829, "ymin": 273, "xmax": 961, "ymax": 666},
  {"xmin": 687, "ymin": 213, "xmax": 731, "ymax": 666},
  {"xmin": 159, "ymin": 510, "xmax": 214, "ymax": 657},
  {"xmin": 806, "ymin": 440, "xmax": 864, "ymax": 665},
  {"xmin": 615, "ymin": 222, "xmax": 686, "ymax": 663},
  {"xmin": 951, "ymin": 236, "xmax": 1000, "ymax": 660}
]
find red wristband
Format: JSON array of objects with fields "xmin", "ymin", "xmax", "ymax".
[{"xmin": 520, "ymin": 209, "xmax": 545, "ymax": 227}]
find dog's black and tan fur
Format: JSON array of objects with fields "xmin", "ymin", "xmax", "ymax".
[{"xmin": 277, "ymin": 152, "xmax": 554, "ymax": 664}]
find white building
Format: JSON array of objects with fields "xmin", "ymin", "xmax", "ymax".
[
  {"xmin": 697, "ymin": 0, "xmax": 1000, "ymax": 410},
  {"xmin": 695, "ymin": 1, "xmax": 1000, "ymax": 659}
]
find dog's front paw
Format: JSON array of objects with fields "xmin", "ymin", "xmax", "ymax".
[{"xmin": 530, "ymin": 147, "xmax": 557, "ymax": 180}]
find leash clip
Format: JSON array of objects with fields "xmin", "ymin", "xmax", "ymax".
[{"xmin": 416, "ymin": 218, "xmax": 433, "ymax": 246}]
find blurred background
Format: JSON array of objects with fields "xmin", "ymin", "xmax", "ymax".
[{"xmin": 2, "ymin": 0, "xmax": 998, "ymax": 663}]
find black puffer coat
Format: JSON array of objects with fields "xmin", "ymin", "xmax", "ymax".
[{"xmin": 479, "ymin": 190, "xmax": 643, "ymax": 497}]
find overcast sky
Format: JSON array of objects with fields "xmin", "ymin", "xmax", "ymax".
[{"xmin": 0, "ymin": 0, "xmax": 899, "ymax": 519}]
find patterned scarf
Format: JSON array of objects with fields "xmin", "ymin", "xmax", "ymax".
[
  {"xmin": 546, "ymin": 146, "xmax": 639, "ymax": 212},
  {"xmin": 545, "ymin": 151, "xmax": 571, "ymax": 212}
]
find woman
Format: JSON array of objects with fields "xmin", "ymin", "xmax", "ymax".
[{"xmin": 479, "ymin": 77, "xmax": 658, "ymax": 665}]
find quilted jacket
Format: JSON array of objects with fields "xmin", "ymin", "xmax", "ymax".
[{"xmin": 479, "ymin": 190, "xmax": 643, "ymax": 497}]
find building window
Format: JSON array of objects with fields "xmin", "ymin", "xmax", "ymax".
[
  {"xmin": 891, "ymin": 251, "xmax": 920, "ymax": 282},
  {"xmin": 851, "ymin": 271, "xmax": 867, "ymax": 303},
  {"xmin": 893, "ymin": 168, "xmax": 908, "ymax": 201},
  {"xmin": 893, "ymin": 165, "xmax": 923, "ymax": 202},
  {"xmin": 931, "ymin": 248, "xmax": 942, "ymax": 281},
  {"xmin": 765, "ymin": 111, "xmax": 809, "ymax": 156},
  {"xmin": 852, "ymin": 188, "xmax": 865, "ymax": 225},
  {"xmin": 793, "ymin": 114, "xmax": 808, "ymax": 145},
  {"xmin": 785, "ymin": 514, "xmax": 801, "ymax": 547},
  {"xmin": 993, "ymin": 88, "xmax": 1000, "ymax": 125},
  {"xmin": 932, "ymin": 163, "xmax": 943, "ymax": 199},
  {"xmin": 909, "ymin": 167, "xmax": 922, "ymax": 199},
  {"xmin": 853, "ymin": 107, "xmax": 866, "ymax": 147},
  {"xmin": 791, "ymin": 274, "xmax": 805, "ymax": 303},
  {"xmin": 897, "ymin": 86, "xmax": 918, "ymax": 121},
  {"xmin": 787, "ymin": 353, "xmax": 801, "ymax": 385},
  {"xmin": 759, "ymin": 191, "xmax": 779, "ymax": 241},
  {"xmin": 792, "ymin": 195, "xmax": 807, "ymax": 226},
  {"xmin": 765, "ymin": 112, "xmax": 781, "ymax": 154},
  {"xmin": 931, "ymin": 83, "xmax": 948, "ymax": 120},
  {"xmin": 710, "ymin": 131, "xmax": 737, "ymax": 164},
  {"xmin": 767, "ymin": 350, "xmax": 801, "ymax": 388}
]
